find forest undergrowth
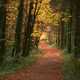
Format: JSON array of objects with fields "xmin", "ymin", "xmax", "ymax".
[
  {"xmin": 63, "ymin": 53, "xmax": 80, "ymax": 80},
  {"xmin": 0, "ymin": 49, "xmax": 41, "ymax": 76}
]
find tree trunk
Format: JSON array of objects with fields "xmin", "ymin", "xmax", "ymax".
[
  {"xmin": 0, "ymin": 0, "xmax": 6, "ymax": 63},
  {"xmin": 74, "ymin": 0, "xmax": 80, "ymax": 58},
  {"xmin": 12, "ymin": 0, "xmax": 24, "ymax": 57}
]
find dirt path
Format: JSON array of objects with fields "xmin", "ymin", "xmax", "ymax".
[{"xmin": 0, "ymin": 41, "xmax": 63, "ymax": 80}]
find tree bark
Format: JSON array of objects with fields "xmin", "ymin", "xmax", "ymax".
[{"xmin": 0, "ymin": 0, "xmax": 6, "ymax": 63}]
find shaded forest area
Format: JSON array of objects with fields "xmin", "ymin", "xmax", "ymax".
[{"xmin": 0, "ymin": 0, "xmax": 80, "ymax": 79}]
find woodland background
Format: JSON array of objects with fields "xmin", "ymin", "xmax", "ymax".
[{"xmin": 0, "ymin": 0, "xmax": 80, "ymax": 79}]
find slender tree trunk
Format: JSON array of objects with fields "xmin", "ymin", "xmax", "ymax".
[
  {"xmin": 60, "ymin": 14, "xmax": 64, "ymax": 49},
  {"xmin": 67, "ymin": 17, "xmax": 72, "ymax": 53},
  {"xmin": 71, "ymin": 2, "xmax": 75, "ymax": 54},
  {"xmin": 57, "ymin": 26, "xmax": 61, "ymax": 48}
]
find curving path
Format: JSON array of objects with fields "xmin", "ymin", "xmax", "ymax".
[{"xmin": 0, "ymin": 40, "xmax": 63, "ymax": 80}]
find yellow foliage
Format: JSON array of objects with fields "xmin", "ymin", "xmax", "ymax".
[
  {"xmin": 37, "ymin": 0, "xmax": 54, "ymax": 24},
  {"xmin": 31, "ymin": 32, "xmax": 41, "ymax": 37}
]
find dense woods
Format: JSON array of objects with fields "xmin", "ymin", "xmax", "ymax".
[
  {"xmin": 0, "ymin": 0, "xmax": 43, "ymax": 63},
  {"xmin": 0, "ymin": 0, "xmax": 80, "ymax": 79}
]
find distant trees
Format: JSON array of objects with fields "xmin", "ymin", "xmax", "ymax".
[
  {"xmin": 0, "ymin": 0, "xmax": 79, "ymax": 65},
  {"xmin": 62, "ymin": 0, "xmax": 80, "ymax": 58},
  {"xmin": 55, "ymin": 0, "xmax": 80, "ymax": 59}
]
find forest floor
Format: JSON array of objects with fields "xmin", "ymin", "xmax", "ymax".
[{"xmin": 0, "ymin": 40, "xmax": 63, "ymax": 80}]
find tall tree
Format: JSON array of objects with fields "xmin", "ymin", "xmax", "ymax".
[
  {"xmin": 22, "ymin": 0, "xmax": 34, "ymax": 56},
  {"xmin": 12, "ymin": 0, "xmax": 24, "ymax": 58},
  {"xmin": 74, "ymin": 0, "xmax": 80, "ymax": 58},
  {"xmin": 0, "ymin": 0, "xmax": 6, "ymax": 63},
  {"xmin": 22, "ymin": 0, "xmax": 42, "ymax": 56}
]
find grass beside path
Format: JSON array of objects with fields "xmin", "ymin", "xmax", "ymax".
[
  {"xmin": 0, "ymin": 49, "xmax": 41, "ymax": 76},
  {"xmin": 63, "ymin": 53, "xmax": 80, "ymax": 80}
]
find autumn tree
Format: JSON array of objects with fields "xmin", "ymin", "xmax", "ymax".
[{"xmin": 22, "ymin": 0, "xmax": 42, "ymax": 56}]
